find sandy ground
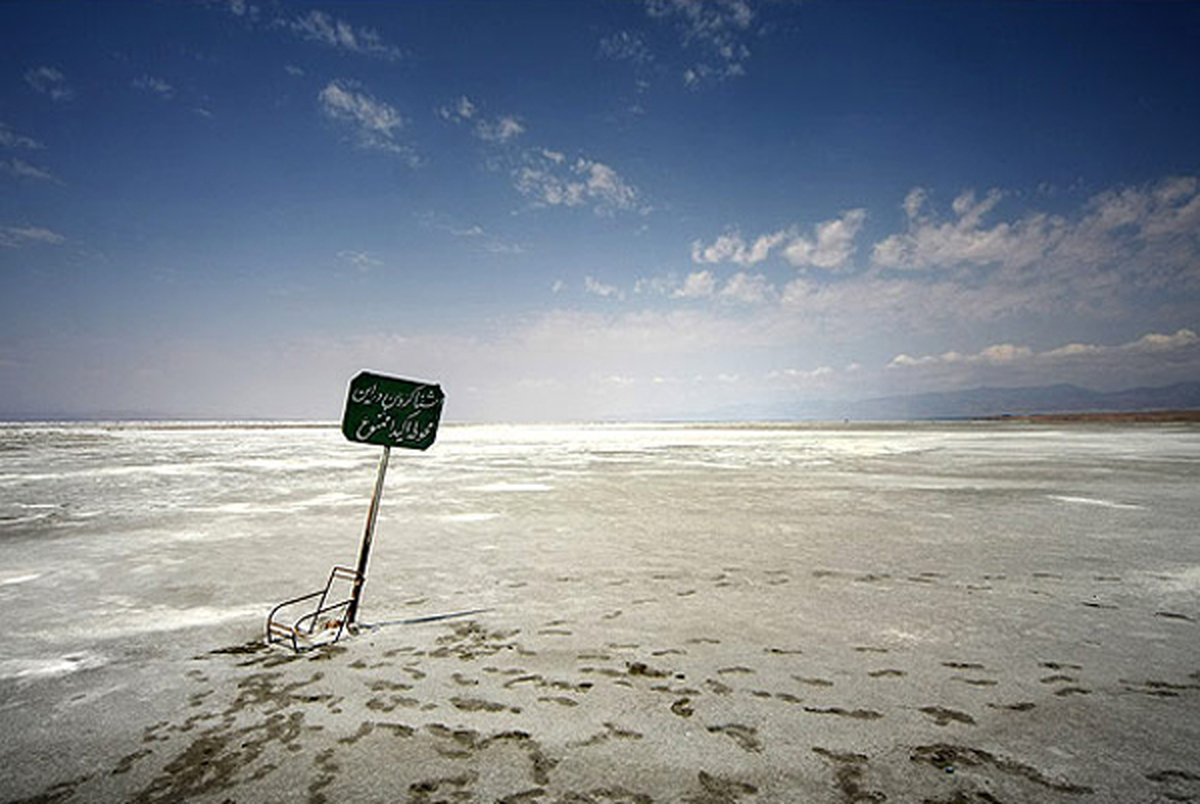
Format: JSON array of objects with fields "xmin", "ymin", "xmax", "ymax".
[
  {"xmin": 2, "ymin": 423, "xmax": 1199, "ymax": 802},
  {"xmin": 3, "ymin": 559, "xmax": 1198, "ymax": 804}
]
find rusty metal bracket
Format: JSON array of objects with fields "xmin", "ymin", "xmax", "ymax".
[{"xmin": 266, "ymin": 565, "xmax": 362, "ymax": 652}]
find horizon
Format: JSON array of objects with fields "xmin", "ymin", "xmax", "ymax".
[
  {"xmin": 3, "ymin": 1, "xmax": 1199, "ymax": 422},
  {"xmin": 3, "ymin": 377, "xmax": 1196, "ymax": 425}
]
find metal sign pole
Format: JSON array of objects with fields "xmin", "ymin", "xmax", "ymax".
[{"xmin": 347, "ymin": 444, "xmax": 390, "ymax": 624}]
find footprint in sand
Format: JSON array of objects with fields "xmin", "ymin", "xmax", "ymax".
[
  {"xmin": 793, "ymin": 676, "xmax": 834, "ymax": 687},
  {"xmin": 538, "ymin": 696, "xmax": 579, "ymax": 707},
  {"xmin": 1053, "ymin": 687, "xmax": 1091, "ymax": 697},
  {"xmin": 450, "ymin": 697, "xmax": 521, "ymax": 714},
  {"xmin": 988, "ymin": 701, "xmax": 1036, "ymax": 712},
  {"xmin": 953, "ymin": 677, "xmax": 999, "ymax": 687},
  {"xmin": 813, "ymin": 747, "xmax": 885, "ymax": 803},
  {"xmin": 707, "ymin": 724, "xmax": 762, "ymax": 753},
  {"xmin": 803, "ymin": 706, "xmax": 883, "ymax": 720},
  {"xmin": 671, "ymin": 698, "xmax": 695, "ymax": 718},
  {"xmin": 368, "ymin": 679, "xmax": 414, "ymax": 692},
  {"xmin": 569, "ymin": 722, "xmax": 643, "ymax": 748},
  {"xmin": 366, "ymin": 695, "xmax": 420, "ymax": 713},
  {"xmin": 919, "ymin": 706, "xmax": 976, "ymax": 726},
  {"xmin": 1040, "ymin": 674, "xmax": 1077, "ymax": 684},
  {"xmin": 912, "ymin": 743, "xmax": 1092, "ymax": 795},
  {"xmin": 1155, "ymin": 611, "xmax": 1195, "ymax": 622},
  {"xmin": 683, "ymin": 771, "xmax": 758, "ymax": 804},
  {"xmin": 1146, "ymin": 769, "xmax": 1200, "ymax": 802},
  {"xmin": 408, "ymin": 772, "xmax": 478, "ymax": 802}
]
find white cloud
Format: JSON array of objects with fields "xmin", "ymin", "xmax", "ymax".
[
  {"xmin": 646, "ymin": 0, "xmax": 756, "ymax": 87},
  {"xmin": 871, "ymin": 176, "xmax": 1200, "ymax": 308},
  {"xmin": 693, "ymin": 210, "xmax": 866, "ymax": 271},
  {"xmin": 0, "ymin": 123, "xmax": 42, "ymax": 150},
  {"xmin": 1, "ymin": 158, "xmax": 57, "ymax": 183},
  {"xmin": 284, "ymin": 64, "xmax": 305, "ymax": 77},
  {"xmin": 902, "ymin": 187, "xmax": 928, "ymax": 220},
  {"xmin": 25, "ymin": 67, "xmax": 73, "ymax": 102},
  {"xmin": 438, "ymin": 96, "xmax": 524, "ymax": 143},
  {"xmin": 0, "ymin": 226, "xmax": 65, "ymax": 248},
  {"xmin": 132, "ymin": 75, "xmax": 174, "ymax": 100},
  {"xmin": 584, "ymin": 276, "xmax": 623, "ymax": 299},
  {"xmin": 475, "ymin": 115, "xmax": 525, "ymax": 143},
  {"xmin": 674, "ymin": 270, "xmax": 716, "ymax": 298},
  {"xmin": 318, "ymin": 80, "xmax": 415, "ymax": 162},
  {"xmin": 337, "ymin": 250, "xmax": 381, "ymax": 272},
  {"xmin": 719, "ymin": 271, "xmax": 772, "ymax": 304},
  {"xmin": 768, "ymin": 365, "xmax": 836, "ymax": 387},
  {"xmin": 782, "ymin": 209, "xmax": 867, "ymax": 270},
  {"xmin": 691, "ymin": 230, "xmax": 787, "ymax": 266},
  {"xmin": 515, "ymin": 152, "xmax": 644, "ymax": 215},
  {"xmin": 291, "ymin": 10, "xmax": 403, "ymax": 60},
  {"xmin": 599, "ymin": 30, "xmax": 654, "ymax": 66},
  {"xmin": 437, "ymin": 95, "xmax": 476, "ymax": 124},
  {"xmin": 633, "ymin": 274, "xmax": 679, "ymax": 296},
  {"xmin": 886, "ymin": 329, "xmax": 1200, "ymax": 391}
]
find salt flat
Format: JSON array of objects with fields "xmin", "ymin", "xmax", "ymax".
[{"xmin": 1, "ymin": 422, "xmax": 1198, "ymax": 802}]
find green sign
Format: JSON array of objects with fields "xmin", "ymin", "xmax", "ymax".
[{"xmin": 341, "ymin": 371, "xmax": 444, "ymax": 450}]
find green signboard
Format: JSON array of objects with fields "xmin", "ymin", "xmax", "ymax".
[{"xmin": 341, "ymin": 371, "xmax": 444, "ymax": 450}]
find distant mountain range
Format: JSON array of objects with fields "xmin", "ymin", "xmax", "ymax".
[{"xmin": 839, "ymin": 380, "xmax": 1200, "ymax": 421}]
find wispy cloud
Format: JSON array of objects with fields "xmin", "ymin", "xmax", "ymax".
[
  {"xmin": 475, "ymin": 115, "xmax": 525, "ymax": 144},
  {"xmin": 719, "ymin": 271, "xmax": 772, "ymax": 304},
  {"xmin": 885, "ymin": 329, "xmax": 1200, "ymax": 392},
  {"xmin": 437, "ymin": 95, "xmax": 477, "ymax": 124},
  {"xmin": 1, "ymin": 158, "xmax": 57, "ymax": 184},
  {"xmin": 692, "ymin": 210, "xmax": 867, "ymax": 271},
  {"xmin": 674, "ymin": 270, "xmax": 715, "ymax": 298},
  {"xmin": 645, "ymin": 0, "xmax": 756, "ymax": 87},
  {"xmin": 438, "ymin": 96, "xmax": 525, "ymax": 144},
  {"xmin": 290, "ymin": 10, "xmax": 403, "ymax": 60},
  {"xmin": 873, "ymin": 176, "xmax": 1200, "ymax": 282},
  {"xmin": 132, "ymin": 75, "xmax": 175, "ymax": 100},
  {"xmin": 337, "ymin": 250, "xmax": 382, "ymax": 272},
  {"xmin": 599, "ymin": 30, "xmax": 655, "ymax": 66},
  {"xmin": 0, "ymin": 122, "xmax": 43, "ymax": 150},
  {"xmin": 0, "ymin": 225, "xmax": 65, "ymax": 248},
  {"xmin": 25, "ymin": 67, "xmax": 73, "ymax": 102},
  {"xmin": 318, "ymin": 80, "xmax": 416, "ymax": 163},
  {"xmin": 584, "ymin": 275, "xmax": 624, "ymax": 299},
  {"xmin": 783, "ymin": 209, "xmax": 867, "ymax": 270},
  {"xmin": 890, "ymin": 328, "xmax": 1199, "ymax": 371},
  {"xmin": 691, "ymin": 230, "xmax": 786, "ymax": 266},
  {"xmin": 515, "ymin": 151, "xmax": 644, "ymax": 215}
]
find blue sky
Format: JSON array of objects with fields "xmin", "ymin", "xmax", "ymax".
[{"xmin": 2, "ymin": 0, "xmax": 1199, "ymax": 421}]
